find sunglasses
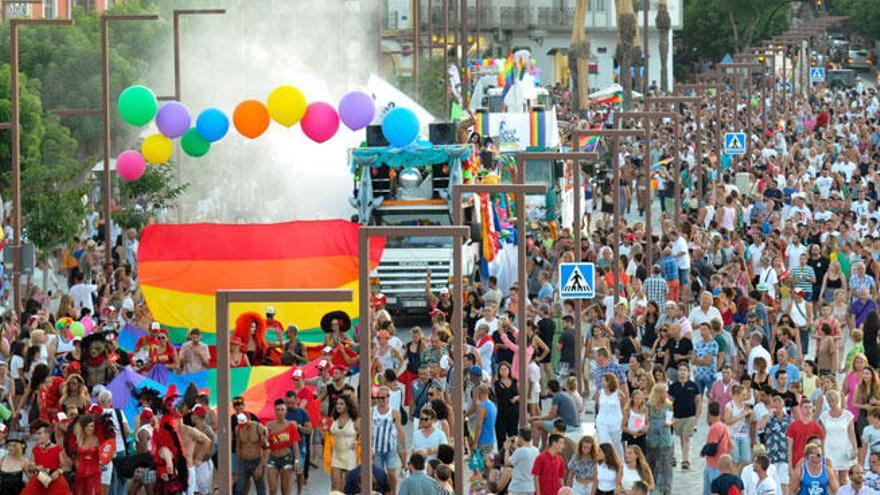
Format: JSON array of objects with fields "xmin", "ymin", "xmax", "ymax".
[{"xmin": 377, "ymin": 395, "xmax": 388, "ymax": 400}]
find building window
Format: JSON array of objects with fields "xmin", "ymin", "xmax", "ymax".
[
  {"xmin": 44, "ymin": 0, "xmax": 55, "ymax": 18},
  {"xmin": 597, "ymin": 47, "xmax": 607, "ymax": 54},
  {"xmin": 590, "ymin": 0, "xmax": 605, "ymax": 12}
]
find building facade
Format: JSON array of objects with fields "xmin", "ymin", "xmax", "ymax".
[
  {"xmin": 383, "ymin": 0, "xmax": 683, "ymax": 92},
  {"xmin": 4, "ymin": 0, "xmax": 113, "ymax": 20}
]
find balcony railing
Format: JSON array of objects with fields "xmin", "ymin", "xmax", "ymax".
[{"xmin": 535, "ymin": 6, "xmax": 576, "ymax": 28}]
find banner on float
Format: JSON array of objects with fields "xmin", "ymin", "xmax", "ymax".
[{"xmin": 483, "ymin": 110, "xmax": 559, "ymax": 151}]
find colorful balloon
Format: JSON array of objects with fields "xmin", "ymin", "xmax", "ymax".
[
  {"xmin": 141, "ymin": 134, "xmax": 173, "ymax": 164},
  {"xmin": 233, "ymin": 100, "xmax": 270, "ymax": 139},
  {"xmin": 181, "ymin": 128, "xmax": 211, "ymax": 157},
  {"xmin": 155, "ymin": 101, "xmax": 191, "ymax": 138},
  {"xmin": 300, "ymin": 102, "xmax": 340, "ymax": 143},
  {"xmin": 381, "ymin": 107, "xmax": 420, "ymax": 147},
  {"xmin": 337, "ymin": 91, "xmax": 375, "ymax": 131},
  {"xmin": 267, "ymin": 85, "xmax": 307, "ymax": 127},
  {"xmin": 116, "ymin": 150, "xmax": 146, "ymax": 181},
  {"xmin": 195, "ymin": 108, "xmax": 229, "ymax": 142},
  {"xmin": 117, "ymin": 85, "xmax": 158, "ymax": 126},
  {"xmin": 70, "ymin": 321, "xmax": 85, "ymax": 338}
]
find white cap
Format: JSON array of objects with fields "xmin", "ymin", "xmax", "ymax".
[
  {"xmin": 292, "ymin": 369, "xmax": 304, "ymax": 378},
  {"xmin": 322, "ymin": 346, "xmax": 333, "ymax": 354},
  {"xmin": 266, "ymin": 306, "xmax": 275, "ymax": 315},
  {"xmin": 150, "ymin": 322, "xmax": 161, "ymax": 330},
  {"xmin": 236, "ymin": 413, "xmax": 248, "ymax": 423}
]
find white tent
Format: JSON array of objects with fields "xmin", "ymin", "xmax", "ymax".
[
  {"xmin": 367, "ymin": 74, "xmax": 435, "ymax": 135},
  {"xmin": 589, "ymin": 83, "xmax": 644, "ymax": 100}
]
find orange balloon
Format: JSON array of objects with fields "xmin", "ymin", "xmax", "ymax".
[{"xmin": 233, "ymin": 99, "xmax": 270, "ymax": 139}]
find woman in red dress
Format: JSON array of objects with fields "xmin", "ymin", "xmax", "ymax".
[
  {"xmin": 65, "ymin": 415, "xmax": 101, "ymax": 495},
  {"xmin": 22, "ymin": 420, "xmax": 70, "ymax": 495}
]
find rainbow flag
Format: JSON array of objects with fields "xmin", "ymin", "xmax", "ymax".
[
  {"xmin": 501, "ymin": 52, "xmax": 515, "ymax": 100},
  {"xmin": 578, "ymin": 134, "xmax": 600, "ymax": 151},
  {"xmin": 592, "ymin": 91, "xmax": 623, "ymax": 105},
  {"xmin": 474, "ymin": 111, "xmax": 489, "ymax": 136},
  {"xmin": 650, "ymin": 157, "xmax": 673, "ymax": 172},
  {"xmin": 138, "ymin": 220, "xmax": 385, "ymax": 344},
  {"xmin": 529, "ymin": 109, "xmax": 546, "ymax": 147}
]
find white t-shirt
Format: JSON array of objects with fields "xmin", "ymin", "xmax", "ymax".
[
  {"xmin": 688, "ymin": 306, "xmax": 722, "ymax": 328},
  {"xmin": 9, "ymin": 355, "xmax": 23, "ymax": 380},
  {"xmin": 102, "ymin": 407, "xmax": 130, "ymax": 454},
  {"xmin": 508, "ymin": 445, "xmax": 540, "ymax": 492},
  {"xmin": 755, "ymin": 476, "xmax": 779, "ymax": 495},
  {"xmin": 410, "ymin": 425, "xmax": 447, "ymax": 453},
  {"xmin": 672, "ymin": 236, "xmax": 690, "ymax": 270},
  {"xmin": 748, "ymin": 345, "xmax": 772, "ymax": 375},
  {"xmin": 474, "ymin": 317, "xmax": 499, "ymax": 336},
  {"xmin": 742, "ymin": 464, "xmax": 778, "ymax": 495}
]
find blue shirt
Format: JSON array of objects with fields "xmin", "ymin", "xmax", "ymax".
[
  {"xmin": 768, "ymin": 362, "xmax": 801, "ymax": 386},
  {"xmin": 477, "ymin": 400, "xmax": 497, "ymax": 446},
  {"xmin": 538, "ymin": 282, "xmax": 554, "ymax": 301},
  {"xmin": 592, "ymin": 360, "xmax": 627, "ymax": 392},
  {"xmin": 694, "ymin": 339, "xmax": 718, "ymax": 381},
  {"xmin": 659, "ymin": 256, "xmax": 677, "ymax": 281}
]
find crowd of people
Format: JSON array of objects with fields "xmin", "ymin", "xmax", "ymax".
[{"xmin": 1, "ymin": 28, "xmax": 880, "ymax": 495}]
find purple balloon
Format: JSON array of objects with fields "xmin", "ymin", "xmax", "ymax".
[
  {"xmin": 337, "ymin": 91, "xmax": 375, "ymax": 131},
  {"xmin": 155, "ymin": 101, "xmax": 191, "ymax": 138}
]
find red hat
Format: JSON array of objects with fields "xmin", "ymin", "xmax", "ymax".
[
  {"xmin": 316, "ymin": 360, "xmax": 329, "ymax": 370},
  {"xmin": 331, "ymin": 365, "xmax": 348, "ymax": 376},
  {"xmin": 192, "ymin": 405, "xmax": 208, "ymax": 417},
  {"xmin": 140, "ymin": 408, "xmax": 154, "ymax": 422},
  {"xmin": 231, "ymin": 336, "xmax": 243, "ymax": 346},
  {"xmin": 88, "ymin": 403, "xmax": 104, "ymax": 416},
  {"xmin": 370, "ymin": 293, "xmax": 387, "ymax": 309},
  {"xmin": 198, "ymin": 388, "xmax": 211, "ymax": 398}
]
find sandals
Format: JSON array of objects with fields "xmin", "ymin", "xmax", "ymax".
[{"xmin": 681, "ymin": 460, "xmax": 690, "ymax": 470}]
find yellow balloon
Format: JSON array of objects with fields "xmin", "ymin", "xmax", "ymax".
[
  {"xmin": 266, "ymin": 85, "xmax": 307, "ymax": 127},
  {"xmin": 141, "ymin": 134, "xmax": 173, "ymax": 164}
]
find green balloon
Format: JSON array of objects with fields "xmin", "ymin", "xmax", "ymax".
[
  {"xmin": 118, "ymin": 85, "xmax": 158, "ymax": 126},
  {"xmin": 181, "ymin": 127, "xmax": 211, "ymax": 157},
  {"xmin": 70, "ymin": 321, "xmax": 85, "ymax": 338}
]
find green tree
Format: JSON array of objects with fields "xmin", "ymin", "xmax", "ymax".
[
  {"xmin": 397, "ymin": 56, "xmax": 447, "ymax": 118},
  {"xmin": 114, "ymin": 164, "xmax": 188, "ymax": 230},
  {"xmin": 0, "ymin": 64, "xmax": 86, "ymax": 252},
  {"xmin": 679, "ymin": 0, "xmax": 792, "ymax": 62},
  {"xmin": 827, "ymin": 0, "xmax": 880, "ymax": 42}
]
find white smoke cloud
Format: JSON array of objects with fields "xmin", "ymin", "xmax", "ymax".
[{"xmin": 160, "ymin": 0, "xmax": 379, "ymax": 223}]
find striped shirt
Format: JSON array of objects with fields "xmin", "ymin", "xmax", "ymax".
[
  {"xmin": 790, "ymin": 265, "xmax": 816, "ymax": 294},
  {"xmin": 371, "ymin": 406, "xmax": 398, "ymax": 454}
]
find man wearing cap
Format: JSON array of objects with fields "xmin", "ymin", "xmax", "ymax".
[
  {"xmin": 135, "ymin": 322, "xmax": 163, "ymax": 355},
  {"xmin": 179, "ymin": 328, "xmax": 211, "ymax": 374},
  {"xmin": 190, "ymin": 404, "xmax": 216, "ymax": 495},
  {"xmin": 264, "ymin": 306, "xmax": 284, "ymax": 348},
  {"xmin": 234, "ymin": 406, "xmax": 268, "ymax": 495},
  {"xmin": 231, "ymin": 396, "xmax": 259, "ymax": 486}
]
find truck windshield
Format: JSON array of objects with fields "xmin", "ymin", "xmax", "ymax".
[
  {"xmin": 386, "ymin": 236, "xmax": 452, "ymax": 248},
  {"xmin": 524, "ymin": 160, "xmax": 554, "ymax": 186},
  {"xmin": 376, "ymin": 210, "xmax": 453, "ymax": 248}
]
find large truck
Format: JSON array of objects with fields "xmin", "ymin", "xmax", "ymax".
[{"xmin": 350, "ymin": 144, "xmax": 480, "ymax": 315}]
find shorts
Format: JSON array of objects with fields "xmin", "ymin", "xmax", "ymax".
[
  {"xmin": 584, "ymin": 199, "xmax": 594, "ymax": 214},
  {"xmin": 187, "ymin": 466, "xmax": 197, "ymax": 495},
  {"xmin": 678, "ymin": 269, "xmax": 689, "ymax": 289},
  {"xmin": 673, "ymin": 416, "xmax": 697, "ymax": 439},
  {"xmin": 134, "ymin": 467, "xmax": 157, "ymax": 484},
  {"xmin": 267, "ymin": 451, "xmax": 296, "ymax": 470},
  {"xmin": 374, "ymin": 450, "xmax": 401, "ymax": 471},
  {"xmin": 731, "ymin": 436, "xmax": 751, "ymax": 464},
  {"xmin": 101, "ymin": 459, "xmax": 113, "ymax": 485},
  {"xmin": 772, "ymin": 462, "xmax": 789, "ymax": 485},
  {"xmin": 544, "ymin": 419, "xmax": 580, "ymax": 433},
  {"xmin": 695, "ymin": 374, "xmax": 715, "ymax": 395},
  {"xmin": 668, "ymin": 279, "xmax": 680, "ymax": 302},
  {"xmin": 195, "ymin": 460, "xmax": 213, "ymax": 494}
]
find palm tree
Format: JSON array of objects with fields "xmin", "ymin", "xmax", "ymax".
[
  {"xmin": 569, "ymin": 0, "xmax": 591, "ymax": 112},
  {"xmin": 656, "ymin": 0, "xmax": 671, "ymax": 93},
  {"xmin": 616, "ymin": 0, "xmax": 637, "ymax": 109}
]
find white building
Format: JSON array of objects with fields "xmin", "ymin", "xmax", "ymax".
[{"xmin": 383, "ymin": 0, "xmax": 683, "ymax": 92}]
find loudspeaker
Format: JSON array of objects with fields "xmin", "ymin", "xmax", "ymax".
[
  {"xmin": 429, "ymin": 122, "xmax": 456, "ymax": 144},
  {"xmin": 366, "ymin": 125, "xmax": 388, "ymax": 147}
]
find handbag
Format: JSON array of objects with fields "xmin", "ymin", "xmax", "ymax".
[
  {"xmin": 700, "ymin": 429, "xmax": 728, "ymax": 458},
  {"xmin": 116, "ymin": 452, "xmax": 154, "ymax": 479}
]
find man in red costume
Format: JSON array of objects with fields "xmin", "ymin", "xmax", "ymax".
[{"xmin": 153, "ymin": 391, "xmax": 188, "ymax": 495}]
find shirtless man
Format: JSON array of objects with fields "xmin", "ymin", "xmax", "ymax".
[
  {"xmin": 190, "ymin": 405, "xmax": 216, "ymax": 495},
  {"xmin": 179, "ymin": 405, "xmax": 213, "ymax": 495},
  {"xmin": 235, "ymin": 411, "xmax": 268, "ymax": 495}
]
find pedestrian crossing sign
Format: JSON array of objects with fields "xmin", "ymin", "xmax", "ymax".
[
  {"xmin": 810, "ymin": 67, "xmax": 825, "ymax": 83},
  {"xmin": 724, "ymin": 132, "xmax": 747, "ymax": 156},
  {"xmin": 559, "ymin": 262, "xmax": 595, "ymax": 299}
]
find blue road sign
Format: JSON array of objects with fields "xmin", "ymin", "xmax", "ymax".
[
  {"xmin": 810, "ymin": 67, "xmax": 826, "ymax": 83},
  {"xmin": 724, "ymin": 132, "xmax": 747, "ymax": 156},
  {"xmin": 559, "ymin": 262, "xmax": 595, "ymax": 299}
]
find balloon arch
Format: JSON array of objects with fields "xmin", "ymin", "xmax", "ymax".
[{"xmin": 115, "ymin": 84, "xmax": 422, "ymax": 181}]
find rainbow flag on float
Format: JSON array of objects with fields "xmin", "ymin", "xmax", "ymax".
[{"xmin": 137, "ymin": 220, "xmax": 385, "ymax": 345}]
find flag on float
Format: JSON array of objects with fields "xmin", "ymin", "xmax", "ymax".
[{"xmin": 137, "ymin": 220, "xmax": 385, "ymax": 345}]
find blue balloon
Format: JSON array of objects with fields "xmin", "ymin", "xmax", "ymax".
[
  {"xmin": 381, "ymin": 107, "xmax": 420, "ymax": 147},
  {"xmin": 195, "ymin": 108, "xmax": 229, "ymax": 142}
]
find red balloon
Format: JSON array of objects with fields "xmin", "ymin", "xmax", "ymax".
[{"xmin": 300, "ymin": 102, "xmax": 340, "ymax": 143}]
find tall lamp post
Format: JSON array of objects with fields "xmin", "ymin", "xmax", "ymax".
[{"xmin": 4, "ymin": 17, "xmax": 74, "ymax": 316}]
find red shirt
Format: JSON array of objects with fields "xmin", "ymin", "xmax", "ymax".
[
  {"xmin": 785, "ymin": 419, "xmax": 824, "ymax": 466},
  {"xmin": 705, "ymin": 421, "xmax": 732, "ymax": 468},
  {"xmin": 531, "ymin": 450, "xmax": 566, "ymax": 495}
]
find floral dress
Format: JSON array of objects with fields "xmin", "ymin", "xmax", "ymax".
[{"xmin": 646, "ymin": 403, "xmax": 674, "ymax": 495}]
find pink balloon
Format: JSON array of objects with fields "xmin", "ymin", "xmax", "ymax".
[
  {"xmin": 300, "ymin": 102, "xmax": 340, "ymax": 143},
  {"xmin": 81, "ymin": 316, "xmax": 95, "ymax": 335},
  {"xmin": 117, "ymin": 150, "xmax": 146, "ymax": 181}
]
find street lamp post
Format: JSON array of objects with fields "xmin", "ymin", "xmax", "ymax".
[
  {"xmin": 566, "ymin": 130, "xmax": 645, "ymax": 304},
  {"xmin": 5, "ymin": 18, "xmax": 74, "ymax": 316},
  {"xmin": 511, "ymin": 154, "xmax": 593, "ymax": 394},
  {"xmin": 613, "ymin": 111, "xmax": 677, "ymax": 266}
]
